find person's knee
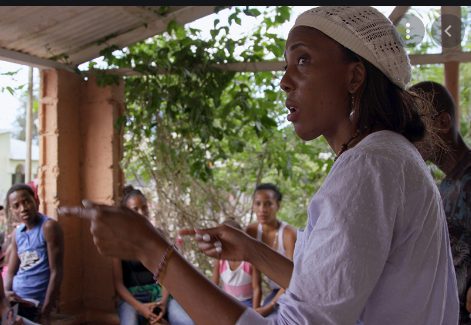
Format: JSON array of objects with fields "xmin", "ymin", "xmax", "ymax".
[
  {"xmin": 167, "ymin": 300, "xmax": 194, "ymax": 325},
  {"xmin": 118, "ymin": 301, "xmax": 138, "ymax": 325}
]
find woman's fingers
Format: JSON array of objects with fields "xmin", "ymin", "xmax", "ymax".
[
  {"xmin": 179, "ymin": 227, "xmax": 225, "ymax": 257},
  {"xmin": 178, "ymin": 228, "xmax": 196, "ymax": 236},
  {"xmin": 57, "ymin": 199, "xmax": 103, "ymax": 221},
  {"xmin": 200, "ymin": 245, "xmax": 223, "ymax": 258},
  {"xmin": 58, "ymin": 201, "xmax": 139, "ymax": 259},
  {"xmin": 57, "ymin": 206, "xmax": 94, "ymax": 220},
  {"xmin": 179, "ymin": 226, "xmax": 221, "ymax": 238}
]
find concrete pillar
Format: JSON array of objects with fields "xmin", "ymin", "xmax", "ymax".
[
  {"xmin": 39, "ymin": 69, "xmax": 124, "ymax": 323},
  {"xmin": 79, "ymin": 75, "xmax": 124, "ymax": 322}
]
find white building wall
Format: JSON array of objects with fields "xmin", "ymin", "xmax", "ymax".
[
  {"xmin": 0, "ymin": 132, "xmax": 11, "ymax": 202},
  {"xmin": 0, "ymin": 132, "xmax": 39, "ymax": 202}
]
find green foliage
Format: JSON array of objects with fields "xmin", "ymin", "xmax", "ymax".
[{"xmin": 0, "ymin": 69, "xmax": 25, "ymax": 95}]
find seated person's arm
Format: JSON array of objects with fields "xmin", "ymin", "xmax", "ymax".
[
  {"xmin": 256, "ymin": 226, "xmax": 297, "ymax": 316},
  {"xmin": 251, "ymin": 268, "xmax": 262, "ymax": 309},
  {"xmin": 112, "ymin": 258, "xmax": 146, "ymax": 315},
  {"xmin": 111, "ymin": 258, "xmax": 163, "ymax": 323},
  {"xmin": 211, "ymin": 259, "xmax": 220, "ymax": 285},
  {"xmin": 41, "ymin": 220, "xmax": 64, "ymax": 318},
  {"xmin": 0, "ymin": 270, "xmax": 7, "ymax": 316},
  {"xmin": 5, "ymin": 230, "xmax": 20, "ymax": 301},
  {"xmin": 159, "ymin": 285, "xmax": 170, "ymax": 317}
]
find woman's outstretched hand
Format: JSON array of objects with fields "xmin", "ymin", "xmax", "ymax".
[
  {"xmin": 58, "ymin": 200, "xmax": 163, "ymax": 262},
  {"xmin": 179, "ymin": 224, "xmax": 255, "ymax": 262}
]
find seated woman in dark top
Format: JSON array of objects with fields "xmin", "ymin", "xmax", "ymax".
[{"xmin": 112, "ymin": 186, "xmax": 168, "ymax": 325}]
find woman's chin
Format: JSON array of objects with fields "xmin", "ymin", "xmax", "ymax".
[{"xmin": 294, "ymin": 128, "xmax": 318, "ymax": 142}]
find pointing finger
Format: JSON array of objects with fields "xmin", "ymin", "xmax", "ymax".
[
  {"xmin": 58, "ymin": 199, "xmax": 102, "ymax": 220},
  {"xmin": 57, "ymin": 206, "xmax": 94, "ymax": 220}
]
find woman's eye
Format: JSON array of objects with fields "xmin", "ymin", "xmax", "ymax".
[{"xmin": 298, "ymin": 57, "xmax": 307, "ymax": 65}]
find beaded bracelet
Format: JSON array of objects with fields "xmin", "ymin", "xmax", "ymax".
[{"xmin": 153, "ymin": 243, "xmax": 176, "ymax": 283}]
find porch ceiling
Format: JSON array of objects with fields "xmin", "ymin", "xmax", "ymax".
[
  {"xmin": 0, "ymin": 6, "xmax": 469, "ymax": 73},
  {"xmin": 0, "ymin": 6, "xmax": 219, "ymax": 71}
]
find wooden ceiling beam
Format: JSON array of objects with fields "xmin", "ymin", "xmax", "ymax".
[
  {"xmin": 83, "ymin": 51, "xmax": 471, "ymax": 77},
  {"xmin": 0, "ymin": 47, "xmax": 75, "ymax": 71}
]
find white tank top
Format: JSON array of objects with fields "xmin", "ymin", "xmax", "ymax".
[{"xmin": 257, "ymin": 221, "xmax": 287, "ymax": 289}]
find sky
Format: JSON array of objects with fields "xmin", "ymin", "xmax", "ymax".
[{"xmin": 2, "ymin": 5, "xmax": 432, "ymax": 132}]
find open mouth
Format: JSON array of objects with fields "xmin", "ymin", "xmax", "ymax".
[{"xmin": 286, "ymin": 105, "xmax": 298, "ymax": 122}]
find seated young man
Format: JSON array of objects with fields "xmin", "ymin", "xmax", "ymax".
[{"xmin": 4, "ymin": 184, "xmax": 64, "ymax": 324}]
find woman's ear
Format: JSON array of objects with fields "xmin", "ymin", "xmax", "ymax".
[{"xmin": 347, "ymin": 61, "xmax": 366, "ymax": 94}]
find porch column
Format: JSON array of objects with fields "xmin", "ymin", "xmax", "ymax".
[{"xmin": 39, "ymin": 69, "xmax": 124, "ymax": 323}]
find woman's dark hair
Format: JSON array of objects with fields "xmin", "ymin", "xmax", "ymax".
[
  {"xmin": 121, "ymin": 185, "xmax": 147, "ymax": 207},
  {"xmin": 341, "ymin": 47, "xmax": 442, "ymax": 156},
  {"xmin": 254, "ymin": 183, "xmax": 282, "ymax": 203},
  {"xmin": 409, "ymin": 81, "xmax": 457, "ymax": 122}
]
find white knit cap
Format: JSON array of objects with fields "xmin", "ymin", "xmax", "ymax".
[{"xmin": 291, "ymin": 6, "xmax": 411, "ymax": 89}]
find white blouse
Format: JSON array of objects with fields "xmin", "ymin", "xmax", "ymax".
[{"xmin": 237, "ymin": 130, "xmax": 458, "ymax": 325}]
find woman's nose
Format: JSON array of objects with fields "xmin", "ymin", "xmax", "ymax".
[{"xmin": 280, "ymin": 70, "xmax": 294, "ymax": 93}]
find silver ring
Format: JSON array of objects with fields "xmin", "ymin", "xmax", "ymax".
[
  {"xmin": 202, "ymin": 234, "xmax": 211, "ymax": 242},
  {"xmin": 214, "ymin": 240, "xmax": 222, "ymax": 248},
  {"xmin": 215, "ymin": 246, "xmax": 222, "ymax": 254}
]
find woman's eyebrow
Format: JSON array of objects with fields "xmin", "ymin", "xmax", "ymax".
[
  {"xmin": 284, "ymin": 42, "xmax": 310, "ymax": 59},
  {"xmin": 287, "ymin": 42, "xmax": 308, "ymax": 52}
]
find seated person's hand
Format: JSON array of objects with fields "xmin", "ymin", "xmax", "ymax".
[
  {"xmin": 13, "ymin": 317, "xmax": 24, "ymax": 325},
  {"xmin": 4, "ymin": 291, "xmax": 22, "ymax": 303},
  {"xmin": 255, "ymin": 303, "xmax": 275, "ymax": 317},
  {"xmin": 137, "ymin": 301, "xmax": 163, "ymax": 323},
  {"xmin": 151, "ymin": 317, "xmax": 168, "ymax": 325},
  {"xmin": 153, "ymin": 299, "xmax": 167, "ymax": 320}
]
